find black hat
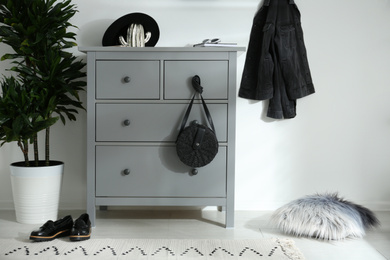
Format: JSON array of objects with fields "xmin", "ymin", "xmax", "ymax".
[{"xmin": 102, "ymin": 13, "xmax": 159, "ymax": 47}]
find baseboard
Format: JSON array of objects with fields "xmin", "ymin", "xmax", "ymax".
[
  {"xmin": 2, "ymin": 201, "xmax": 390, "ymax": 212},
  {"xmin": 234, "ymin": 200, "xmax": 390, "ymax": 212},
  {"xmin": 363, "ymin": 202, "xmax": 390, "ymax": 212},
  {"xmin": 0, "ymin": 201, "xmax": 85, "ymax": 211}
]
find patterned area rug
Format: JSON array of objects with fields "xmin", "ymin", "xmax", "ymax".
[{"xmin": 1, "ymin": 238, "xmax": 305, "ymax": 259}]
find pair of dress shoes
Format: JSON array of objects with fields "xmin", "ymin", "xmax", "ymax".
[{"xmin": 29, "ymin": 213, "xmax": 91, "ymax": 242}]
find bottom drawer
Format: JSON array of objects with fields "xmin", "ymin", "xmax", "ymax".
[{"xmin": 95, "ymin": 146, "xmax": 226, "ymax": 197}]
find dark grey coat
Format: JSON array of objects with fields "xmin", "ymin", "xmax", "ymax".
[{"xmin": 239, "ymin": 0, "xmax": 315, "ymax": 119}]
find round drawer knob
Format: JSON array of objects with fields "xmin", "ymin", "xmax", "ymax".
[
  {"xmin": 192, "ymin": 169, "xmax": 198, "ymax": 176},
  {"xmin": 123, "ymin": 119, "xmax": 131, "ymax": 126},
  {"xmin": 123, "ymin": 169, "xmax": 130, "ymax": 176},
  {"xmin": 123, "ymin": 76, "xmax": 131, "ymax": 83}
]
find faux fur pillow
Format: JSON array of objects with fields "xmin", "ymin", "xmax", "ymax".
[{"xmin": 271, "ymin": 193, "xmax": 380, "ymax": 240}]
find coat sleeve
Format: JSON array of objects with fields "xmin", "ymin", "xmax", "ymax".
[{"xmin": 239, "ymin": 7, "xmax": 274, "ymax": 101}]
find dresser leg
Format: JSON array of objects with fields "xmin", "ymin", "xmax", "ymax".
[
  {"xmin": 87, "ymin": 203, "xmax": 96, "ymax": 227},
  {"xmin": 218, "ymin": 206, "xmax": 226, "ymax": 212},
  {"xmin": 225, "ymin": 206, "xmax": 234, "ymax": 228}
]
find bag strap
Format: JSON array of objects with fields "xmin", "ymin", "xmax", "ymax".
[{"xmin": 177, "ymin": 75, "xmax": 217, "ymax": 139}]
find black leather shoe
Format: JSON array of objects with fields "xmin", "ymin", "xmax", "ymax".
[
  {"xmin": 29, "ymin": 215, "xmax": 73, "ymax": 242},
  {"xmin": 69, "ymin": 213, "xmax": 91, "ymax": 241}
]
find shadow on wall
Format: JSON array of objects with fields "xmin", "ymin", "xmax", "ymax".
[
  {"xmin": 243, "ymin": 99, "xmax": 277, "ymax": 123},
  {"xmin": 78, "ymin": 19, "xmax": 114, "ymax": 46}
]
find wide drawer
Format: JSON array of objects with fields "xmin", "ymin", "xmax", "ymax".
[
  {"xmin": 96, "ymin": 103, "xmax": 228, "ymax": 142},
  {"xmin": 95, "ymin": 146, "xmax": 227, "ymax": 197},
  {"xmin": 164, "ymin": 61, "xmax": 228, "ymax": 99},
  {"xmin": 96, "ymin": 60, "xmax": 160, "ymax": 99}
]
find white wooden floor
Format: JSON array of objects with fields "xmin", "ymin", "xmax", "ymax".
[{"xmin": 0, "ymin": 209, "xmax": 389, "ymax": 259}]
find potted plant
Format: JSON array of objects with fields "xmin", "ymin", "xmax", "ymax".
[{"xmin": 0, "ymin": 0, "xmax": 86, "ymax": 224}]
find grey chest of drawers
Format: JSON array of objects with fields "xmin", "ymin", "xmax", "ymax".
[{"xmin": 79, "ymin": 47, "xmax": 244, "ymax": 228}]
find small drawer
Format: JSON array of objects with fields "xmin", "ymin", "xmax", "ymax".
[
  {"xmin": 96, "ymin": 103, "xmax": 228, "ymax": 142},
  {"xmin": 164, "ymin": 61, "xmax": 228, "ymax": 99},
  {"xmin": 96, "ymin": 60, "xmax": 160, "ymax": 99},
  {"xmin": 95, "ymin": 146, "xmax": 227, "ymax": 197}
]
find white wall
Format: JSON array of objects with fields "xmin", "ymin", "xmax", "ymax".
[{"xmin": 1, "ymin": 0, "xmax": 390, "ymax": 211}]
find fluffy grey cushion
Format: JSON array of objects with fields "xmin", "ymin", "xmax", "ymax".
[{"xmin": 271, "ymin": 193, "xmax": 380, "ymax": 240}]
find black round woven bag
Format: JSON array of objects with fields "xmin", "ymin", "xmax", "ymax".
[{"xmin": 176, "ymin": 124, "xmax": 218, "ymax": 168}]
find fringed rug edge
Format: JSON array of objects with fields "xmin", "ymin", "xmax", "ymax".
[{"xmin": 273, "ymin": 238, "xmax": 305, "ymax": 260}]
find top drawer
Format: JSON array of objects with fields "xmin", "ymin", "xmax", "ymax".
[
  {"xmin": 96, "ymin": 60, "xmax": 160, "ymax": 99},
  {"xmin": 164, "ymin": 61, "xmax": 228, "ymax": 99}
]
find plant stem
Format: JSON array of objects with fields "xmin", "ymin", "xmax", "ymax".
[
  {"xmin": 18, "ymin": 140, "xmax": 30, "ymax": 167},
  {"xmin": 33, "ymin": 133, "xmax": 38, "ymax": 166},
  {"xmin": 45, "ymin": 127, "xmax": 50, "ymax": 166}
]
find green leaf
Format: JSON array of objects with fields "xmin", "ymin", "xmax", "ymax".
[
  {"xmin": 1, "ymin": 53, "xmax": 19, "ymax": 61},
  {"xmin": 12, "ymin": 115, "xmax": 24, "ymax": 135},
  {"xmin": 0, "ymin": 0, "xmax": 86, "ymax": 160}
]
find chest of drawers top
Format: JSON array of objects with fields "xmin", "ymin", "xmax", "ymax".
[
  {"xmin": 79, "ymin": 46, "xmax": 245, "ymax": 52},
  {"xmin": 79, "ymin": 47, "xmax": 245, "ymax": 63}
]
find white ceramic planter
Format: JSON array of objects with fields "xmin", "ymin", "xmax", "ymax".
[{"xmin": 10, "ymin": 161, "xmax": 64, "ymax": 224}]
